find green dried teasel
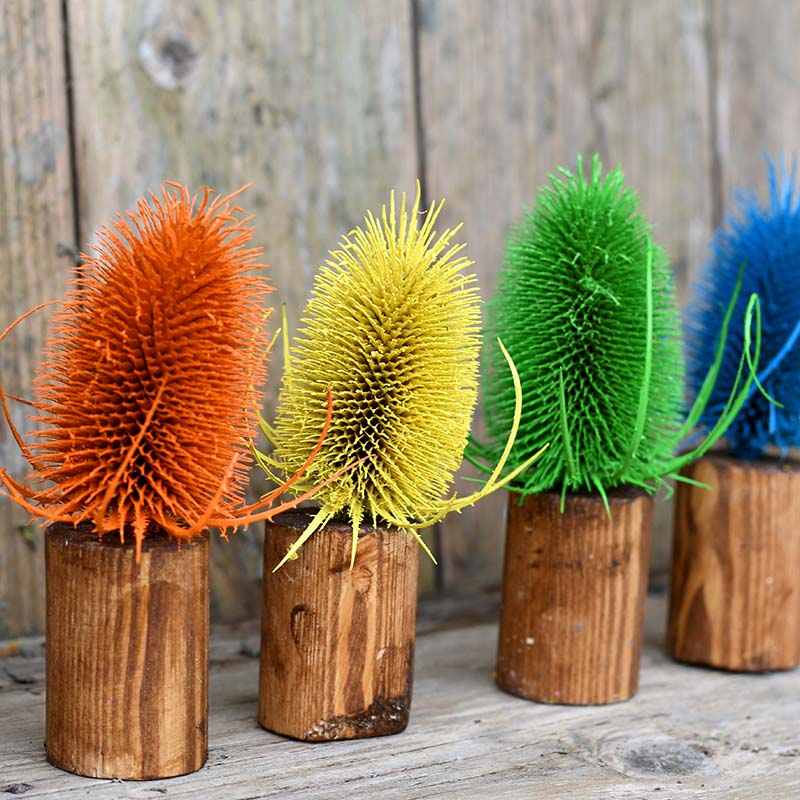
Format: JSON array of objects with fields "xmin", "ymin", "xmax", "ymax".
[{"xmin": 470, "ymin": 155, "xmax": 765, "ymax": 507}]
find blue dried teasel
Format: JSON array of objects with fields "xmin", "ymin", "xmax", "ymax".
[{"xmin": 687, "ymin": 156, "xmax": 800, "ymax": 459}]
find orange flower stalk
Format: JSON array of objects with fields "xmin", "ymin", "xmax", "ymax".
[{"xmin": 0, "ymin": 184, "xmax": 332, "ymax": 558}]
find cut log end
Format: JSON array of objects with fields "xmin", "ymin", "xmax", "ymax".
[
  {"xmin": 259, "ymin": 512, "xmax": 419, "ymax": 741},
  {"xmin": 496, "ymin": 487, "xmax": 653, "ymax": 705},
  {"xmin": 668, "ymin": 455, "xmax": 800, "ymax": 672},
  {"xmin": 45, "ymin": 522, "xmax": 209, "ymax": 779}
]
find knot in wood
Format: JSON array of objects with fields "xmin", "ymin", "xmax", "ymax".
[
  {"xmin": 139, "ymin": 27, "xmax": 200, "ymax": 90},
  {"xmin": 352, "ymin": 564, "xmax": 373, "ymax": 594}
]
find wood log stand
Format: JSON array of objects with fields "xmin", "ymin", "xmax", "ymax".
[
  {"xmin": 45, "ymin": 523, "xmax": 209, "ymax": 779},
  {"xmin": 496, "ymin": 488, "xmax": 653, "ymax": 705},
  {"xmin": 667, "ymin": 455, "xmax": 800, "ymax": 671},
  {"xmin": 259, "ymin": 512, "xmax": 419, "ymax": 741}
]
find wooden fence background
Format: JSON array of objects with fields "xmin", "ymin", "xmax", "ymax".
[{"xmin": 2, "ymin": 0, "xmax": 798, "ymax": 636}]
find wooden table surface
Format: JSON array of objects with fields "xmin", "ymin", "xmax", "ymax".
[{"xmin": 1, "ymin": 592, "xmax": 798, "ymax": 799}]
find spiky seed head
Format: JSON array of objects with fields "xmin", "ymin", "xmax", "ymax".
[
  {"xmin": 270, "ymin": 188, "xmax": 481, "ymax": 536},
  {"xmin": 17, "ymin": 184, "xmax": 270, "ymax": 553},
  {"xmin": 476, "ymin": 155, "xmax": 685, "ymax": 497},
  {"xmin": 687, "ymin": 156, "xmax": 800, "ymax": 459}
]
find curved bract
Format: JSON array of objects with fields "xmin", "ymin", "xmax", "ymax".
[
  {"xmin": 0, "ymin": 184, "xmax": 331, "ymax": 559},
  {"xmin": 687, "ymin": 156, "xmax": 800, "ymax": 459},
  {"xmin": 472, "ymin": 155, "xmax": 763, "ymax": 503},
  {"xmin": 261, "ymin": 187, "xmax": 543, "ymax": 569}
]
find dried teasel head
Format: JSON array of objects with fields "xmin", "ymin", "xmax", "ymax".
[
  {"xmin": 471, "ymin": 155, "xmax": 765, "ymax": 507},
  {"xmin": 687, "ymin": 155, "xmax": 800, "ymax": 459},
  {"xmin": 1, "ymin": 184, "xmax": 332, "ymax": 558},
  {"xmin": 259, "ymin": 185, "xmax": 544, "ymax": 569}
]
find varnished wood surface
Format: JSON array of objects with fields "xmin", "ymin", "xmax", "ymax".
[
  {"xmin": 2, "ymin": 593, "xmax": 799, "ymax": 798},
  {"xmin": 668, "ymin": 456, "xmax": 800, "ymax": 671},
  {"xmin": 497, "ymin": 489, "xmax": 653, "ymax": 704},
  {"xmin": 45, "ymin": 524, "xmax": 209, "ymax": 779},
  {"xmin": 259, "ymin": 513, "xmax": 419, "ymax": 740}
]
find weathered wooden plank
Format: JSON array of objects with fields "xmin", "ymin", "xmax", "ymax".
[
  {"xmin": 7, "ymin": 0, "xmax": 798, "ymax": 633},
  {"xmin": 0, "ymin": 0, "xmax": 77, "ymax": 637},
  {"xmin": 65, "ymin": 0, "xmax": 426, "ymax": 612},
  {"xmin": 710, "ymin": 0, "xmax": 800, "ymax": 216},
  {"xmin": 416, "ymin": 0, "xmax": 715, "ymax": 588},
  {"xmin": 2, "ymin": 593, "xmax": 799, "ymax": 798}
]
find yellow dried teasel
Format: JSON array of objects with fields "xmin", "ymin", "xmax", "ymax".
[{"xmin": 257, "ymin": 185, "xmax": 547, "ymax": 569}]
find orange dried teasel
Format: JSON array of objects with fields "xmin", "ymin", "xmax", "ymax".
[{"xmin": 0, "ymin": 183, "xmax": 334, "ymax": 559}]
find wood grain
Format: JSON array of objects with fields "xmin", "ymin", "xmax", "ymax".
[
  {"xmin": 45, "ymin": 523, "xmax": 209, "ymax": 779},
  {"xmin": 711, "ymin": 0, "xmax": 800, "ymax": 216},
  {"xmin": 668, "ymin": 456, "xmax": 800, "ymax": 671},
  {"xmin": 63, "ymin": 0, "xmax": 424, "ymax": 611},
  {"xmin": 5, "ymin": 594, "xmax": 800, "ymax": 798},
  {"xmin": 0, "ymin": 0, "xmax": 77, "ymax": 637},
  {"xmin": 259, "ymin": 512, "xmax": 419, "ymax": 740},
  {"xmin": 7, "ymin": 0, "xmax": 800, "ymax": 633},
  {"xmin": 416, "ymin": 0, "xmax": 714, "ymax": 592},
  {"xmin": 496, "ymin": 488, "xmax": 653, "ymax": 704}
]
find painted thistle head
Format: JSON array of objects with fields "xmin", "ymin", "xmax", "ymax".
[
  {"xmin": 261, "ymin": 187, "xmax": 539, "ymax": 568},
  {"xmin": 687, "ymin": 156, "xmax": 800, "ymax": 460},
  {"xmin": 1, "ymin": 184, "xmax": 324, "ymax": 558},
  {"xmin": 471, "ymin": 155, "xmax": 762, "ymax": 504}
]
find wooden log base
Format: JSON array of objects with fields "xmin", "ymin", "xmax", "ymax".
[
  {"xmin": 668, "ymin": 456, "xmax": 800, "ymax": 672},
  {"xmin": 45, "ymin": 523, "xmax": 209, "ymax": 779},
  {"xmin": 259, "ymin": 512, "xmax": 419, "ymax": 741},
  {"xmin": 496, "ymin": 488, "xmax": 653, "ymax": 705}
]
